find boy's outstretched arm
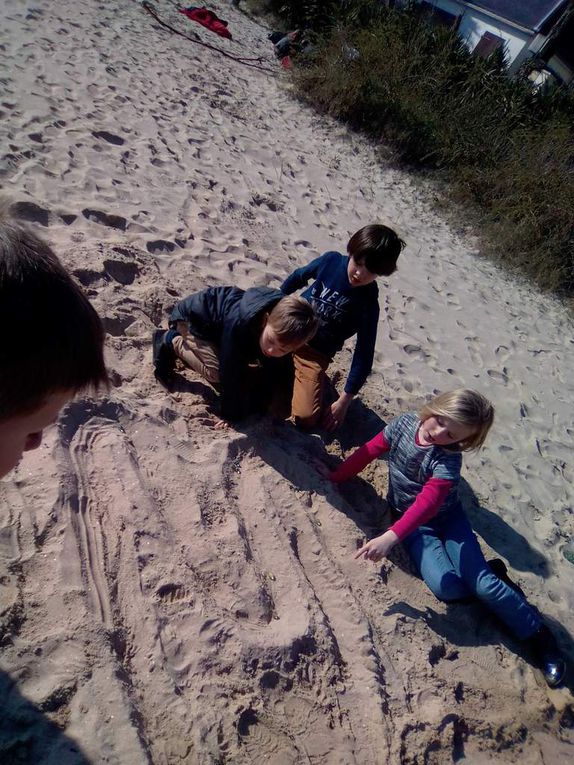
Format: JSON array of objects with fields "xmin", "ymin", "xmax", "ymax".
[
  {"xmin": 280, "ymin": 254, "xmax": 325, "ymax": 294},
  {"xmin": 217, "ymin": 325, "xmax": 246, "ymax": 423},
  {"xmin": 326, "ymin": 302, "xmax": 379, "ymax": 429}
]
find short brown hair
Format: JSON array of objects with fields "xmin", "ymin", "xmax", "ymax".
[
  {"xmin": 419, "ymin": 388, "xmax": 494, "ymax": 451},
  {"xmin": 0, "ymin": 201, "xmax": 109, "ymax": 420},
  {"xmin": 347, "ymin": 224, "xmax": 405, "ymax": 276},
  {"xmin": 267, "ymin": 295, "xmax": 318, "ymax": 346}
]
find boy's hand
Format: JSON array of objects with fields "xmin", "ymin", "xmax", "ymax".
[
  {"xmin": 323, "ymin": 393, "xmax": 353, "ymax": 431},
  {"xmin": 354, "ymin": 530, "xmax": 399, "ymax": 563},
  {"xmin": 175, "ymin": 321, "xmax": 189, "ymax": 339}
]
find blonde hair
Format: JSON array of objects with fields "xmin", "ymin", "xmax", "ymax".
[
  {"xmin": 419, "ymin": 388, "xmax": 494, "ymax": 451},
  {"xmin": 267, "ymin": 295, "xmax": 318, "ymax": 346}
]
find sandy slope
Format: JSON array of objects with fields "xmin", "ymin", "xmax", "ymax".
[{"xmin": 1, "ymin": 0, "xmax": 573, "ymax": 762}]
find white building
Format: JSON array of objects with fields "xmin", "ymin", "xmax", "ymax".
[{"xmin": 415, "ymin": 0, "xmax": 574, "ymax": 83}]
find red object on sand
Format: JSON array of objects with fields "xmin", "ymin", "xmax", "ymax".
[
  {"xmin": 179, "ymin": 7, "xmax": 232, "ymax": 40},
  {"xmin": 280, "ymin": 56, "xmax": 292, "ymax": 69}
]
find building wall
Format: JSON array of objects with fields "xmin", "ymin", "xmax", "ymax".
[{"xmin": 424, "ymin": 1, "xmax": 532, "ymax": 68}]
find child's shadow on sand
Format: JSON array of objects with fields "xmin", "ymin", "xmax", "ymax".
[
  {"xmin": 460, "ymin": 481, "xmax": 550, "ymax": 578},
  {"xmin": 0, "ymin": 669, "xmax": 91, "ymax": 763},
  {"xmin": 385, "ymin": 600, "xmax": 574, "ymax": 692}
]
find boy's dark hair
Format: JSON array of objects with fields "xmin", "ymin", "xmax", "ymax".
[
  {"xmin": 347, "ymin": 224, "xmax": 405, "ymax": 276},
  {"xmin": 0, "ymin": 201, "xmax": 109, "ymax": 421},
  {"xmin": 267, "ymin": 295, "xmax": 319, "ymax": 345}
]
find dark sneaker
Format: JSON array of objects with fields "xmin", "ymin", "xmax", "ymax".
[
  {"xmin": 527, "ymin": 624, "xmax": 567, "ymax": 687},
  {"xmin": 488, "ymin": 558, "xmax": 526, "ymax": 597},
  {"xmin": 152, "ymin": 329, "xmax": 177, "ymax": 383}
]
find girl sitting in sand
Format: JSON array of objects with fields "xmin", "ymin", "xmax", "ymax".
[{"xmin": 321, "ymin": 388, "xmax": 566, "ymax": 687}]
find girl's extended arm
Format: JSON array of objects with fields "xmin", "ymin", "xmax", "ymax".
[
  {"xmin": 329, "ymin": 431, "xmax": 389, "ymax": 482},
  {"xmin": 389, "ymin": 477, "xmax": 453, "ymax": 540},
  {"xmin": 355, "ymin": 477, "xmax": 453, "ymax": 563}
]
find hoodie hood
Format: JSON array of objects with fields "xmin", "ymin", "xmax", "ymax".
[{"xmin": 237, "ymin": 286, "xmax": 284, "ymax": 327}]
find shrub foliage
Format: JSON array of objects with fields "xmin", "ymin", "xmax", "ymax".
[{"xmin": 248, "ymin": 1, "xmax": 574, "ymax": 295}]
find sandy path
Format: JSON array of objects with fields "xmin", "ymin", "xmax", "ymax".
[{"xmin": 1, "ymin": 1, "xmax": 573, "ymax": 762}]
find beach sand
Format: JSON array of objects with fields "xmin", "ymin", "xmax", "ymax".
[{"xmin": 1, "ymin": 1, "xmax": 573, "ymax": 762}]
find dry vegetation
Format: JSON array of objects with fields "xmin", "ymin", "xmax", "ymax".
[{"xmin": 248, "ymin": 0, "xmax": 574, "ymax": 295}]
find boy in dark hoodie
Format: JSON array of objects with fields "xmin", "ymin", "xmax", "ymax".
[{"xmin": 153, "ymin": 286, "xmax": 318, "ymax": 424}]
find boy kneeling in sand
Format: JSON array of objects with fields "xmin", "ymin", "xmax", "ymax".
[
  {"xmin": 281, "ymin": 224, "xmax": 405, "ymax": 430},
  {"xmin": 153, "ymin": 287, "xmax": 318, "ymax": 425},
  {"xmin": 0, "ymin": 203, "xmax": 108, "ymax": 479}
]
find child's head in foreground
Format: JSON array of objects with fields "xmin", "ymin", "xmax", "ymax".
[
  {"xmin": 347, "ymin": 224, "xmax": 405, "ymax": 287},
  {"xmin": 259, "ymin": 295, "xmax": 318, "ymax": 358},
  {"xmin": 418, "ymin": 388, "xmax": 494, "ymax": 452},
  {"xmin": 0, "ymin": 202, "xmax": 108, "ymax": 477}
]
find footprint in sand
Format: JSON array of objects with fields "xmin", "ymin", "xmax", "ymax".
[
  {"xmin": 91, "ymin": 130, "xmax": 125, "ymax": 146},
  {"xmin": 486, "ymin": 369, "xmax": 509, "ymax": 385},
  {"xmin": 13, "ymin": 199, "xmax": 50, "ymax": 226},
  {"xmin": 101, "ymin": 314, "xmax": 136, "ymax": 337},
  {"xmin": 103, "ymin": 259, "xmax": 139, "ymax": 285},
  {"xmin": 156, "ymin": 583, "xmax": 193, "ymax": 605},
  {"xmin": 82, "ymin": 208, "xmax": 127, "ymax": 230},
  {"xmin": 464, "ymin": 335, "xmax": 483, "ymax": 367},
  {"xmin": 494, "ymin": 344, "xmax": 510, "ymax": 362},
  {"xmin": 146, "ymin": 240, "xmax": 176, "ymax": 254},
  {"xmin": 403, "ymin": 344, "xmax": 431, "ymax": 362}
]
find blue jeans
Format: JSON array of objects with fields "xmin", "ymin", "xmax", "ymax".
[{"xmin": 402, "ymin": 507, "xmax": 541, "ymax": 640}]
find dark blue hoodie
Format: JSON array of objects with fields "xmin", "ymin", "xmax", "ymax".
[{"xmin": 170, "ymin": 286, "xmax": 287, "ymax": 421}]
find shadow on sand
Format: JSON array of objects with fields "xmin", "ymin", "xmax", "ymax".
[{"xmin": 0, "ymin": 669, "xmax": 90, "ymax": 764}]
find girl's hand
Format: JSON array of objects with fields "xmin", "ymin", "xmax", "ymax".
[{"xmin": 354, "ymin": 530, "xmax": 399, "ymax": 563}]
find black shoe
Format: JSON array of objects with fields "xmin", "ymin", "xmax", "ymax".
[
  {"xmin": 152, "ymin": 329, "xmax": 176, "ymax": 383},
  {"xmin": 526, "ymin": 624, "xmax": 567, "ymax": 687},
  {"xmin": 488, "ymin": 558, "xmax": 526, "ymax": 597}
]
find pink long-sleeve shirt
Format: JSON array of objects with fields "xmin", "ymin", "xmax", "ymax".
[{"xmin": 330, "ymin": 431, "xmax": 453, "ymax": 540}]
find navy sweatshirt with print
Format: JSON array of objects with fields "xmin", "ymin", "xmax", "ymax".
[{"xmin": 280, "ymin": 251, "xmax": 379, "ymax": 395}]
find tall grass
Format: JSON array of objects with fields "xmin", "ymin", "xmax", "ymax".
[{"xmin": 248, "ymin": 1, "xmax": 574, "ymax": 295}]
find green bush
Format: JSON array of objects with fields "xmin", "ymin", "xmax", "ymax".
[{"xmin": 247, "ymin": 1, "xmax": 574, "ymax": 295}]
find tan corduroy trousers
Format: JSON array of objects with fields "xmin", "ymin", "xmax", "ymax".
[{"xmin": 290, "ymin": 344, "xmax": 331, "ymax": 428}]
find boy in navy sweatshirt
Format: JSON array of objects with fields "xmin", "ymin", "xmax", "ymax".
[{"xmin": 280, "ymin": 224, "xmax": 405, "ymax": 430}]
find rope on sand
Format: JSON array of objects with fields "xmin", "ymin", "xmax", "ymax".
[{"xmin": 140, "ymin": 2, "xmax": 278, "ymax": 75}]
